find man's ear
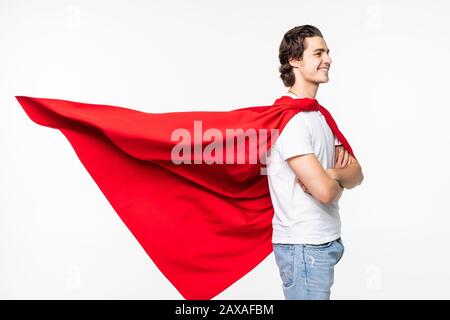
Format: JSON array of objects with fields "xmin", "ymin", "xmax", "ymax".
[{"xmin": 288, "ymin": 57, "xmax": 300, "ymax": 68}]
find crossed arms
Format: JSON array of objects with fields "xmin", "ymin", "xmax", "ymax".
[{"xmin": 288, "ymin": 145, "xmax": 364, "ymax": 205}]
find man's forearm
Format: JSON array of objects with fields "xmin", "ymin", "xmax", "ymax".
[
  {"xmin": 329, "ymin": 179, "xmax": 344, "ymax": 203},
  {"xmin": 332, "ymin": 162, "xmax": 364, "ymax": 189}
]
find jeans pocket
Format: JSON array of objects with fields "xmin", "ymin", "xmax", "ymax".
[
  {"xmin": 273, "ymin": 244, "xmax": 295, "ymax": 288},
  {"xmin": 304, "ymin": 241, "xmax": 333, "ymax": 249},
  {"xmin": 335, "ymin": 238, "xmax": 345, "ymax": 263}
]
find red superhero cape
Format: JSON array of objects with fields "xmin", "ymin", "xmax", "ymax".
[{"xmin": 15, "ymin": 95, "xmax": 356, "ymax": 299}]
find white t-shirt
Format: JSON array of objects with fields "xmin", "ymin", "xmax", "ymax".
[{"xmin": 267, "ymin": 91, "xmax": 342, "ymax": 245}]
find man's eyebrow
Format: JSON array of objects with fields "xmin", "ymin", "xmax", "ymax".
[{"xmin": 313, "ymin": 48, "xmax": 330, "ymax": 53}]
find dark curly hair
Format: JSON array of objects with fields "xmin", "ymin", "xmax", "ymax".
[{"xmin": 278, "ymin": 25, "xmax": 323, "ymax": 87}]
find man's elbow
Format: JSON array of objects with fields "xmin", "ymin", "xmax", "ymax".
[
  {"xmin": 354, "ymin": 167, "xmax": 364, "ymax": 187},
  {"xmin": 320, "ymin": 195, "xmax": 333, "ymax": 205},
  {"xmin": 355, "ymin": 162, "xmax": 364, "ymax": 186},
  {"xmin": 318, "ymin": 181, "xmax": 339, "ymax": 205},
  {"xmin": 341, "ymin": 168, "xmax": 364, "ymax": 191}
]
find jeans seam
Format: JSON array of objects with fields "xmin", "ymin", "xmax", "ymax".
[
  {"xmin": 302, "ymin": 244, "xmax": 308, "ymax": 289},
  {"xmin": 291, "ymin": 245, "xmax": 297, "ymax": 288}
]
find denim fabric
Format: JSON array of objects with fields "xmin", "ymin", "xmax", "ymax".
[{"xmin": 273, "ymin": 238, "xmax": 344, "ymax": 300}]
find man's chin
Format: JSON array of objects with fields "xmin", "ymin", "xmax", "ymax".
[
  {"xmin": 312, "ymin": 77, "xmax": 329, "ymax": 85},
  {"xmin": 306, "ymin": 75, "xmax": 330, "ymax": 85},
  {"xmin": 317, "ymin": 76, "xmax": 330, "ymax": 84}
]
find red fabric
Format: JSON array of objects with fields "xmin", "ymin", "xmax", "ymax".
[{"xmin": 15, "ymin": 95, "xmax": 356, "ymax": 299}]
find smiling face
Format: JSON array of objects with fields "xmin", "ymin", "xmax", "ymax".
[{"xmin": 289, "ymin": 36, "xmax": 332, "ymax": 85}]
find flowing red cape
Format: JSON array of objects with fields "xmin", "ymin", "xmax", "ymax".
[{"xmin": 15, "ymin": 95, "xmax": 356, "ymax": 299}]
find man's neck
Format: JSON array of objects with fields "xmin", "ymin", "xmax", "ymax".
[{"xmin": 288, "ymin": 82, "xmax": 319, "ymax": 99}]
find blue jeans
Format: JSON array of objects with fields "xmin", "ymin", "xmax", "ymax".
[{"xmin": 273, "ymin": 238, "xmax": 344, "ymax": 300}]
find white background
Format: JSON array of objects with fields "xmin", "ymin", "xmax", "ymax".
[{"xmin": 1, "ymin": 0, "xmax": 450, "ymax": 299}]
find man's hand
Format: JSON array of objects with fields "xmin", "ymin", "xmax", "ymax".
[
  {"xmin": 334, "ymin": 145, "xmax": 353, "ymax": 168},
  {"xmin": 297, "ymin": 168, "xmax": 343, "ymax": 201},
  {"xmin": 297, "ymin": 145, "xmax": 352, "ymax": 194}
]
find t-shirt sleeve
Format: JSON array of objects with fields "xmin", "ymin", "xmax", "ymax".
[
  {"xmin": 334, "ymin": 135, "xmax": 342, "ymax": 146},
  {"xmin": 277, "ymin": 113, "xmax": 315, "ymax": 161}
]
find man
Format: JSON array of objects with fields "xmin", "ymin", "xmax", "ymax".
[
  {"xmin": 14, "ymin": 24, "xmax": 360, "ymax": 299},
  {"xmin": 267, "ymin": 25, "xmax": 364, "ymax": 300}
]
